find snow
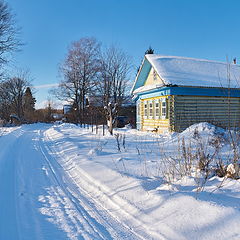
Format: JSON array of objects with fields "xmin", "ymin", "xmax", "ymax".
[
  {"xmin": 133, "ymin": 83, "xmax": 164, "ymax": 94},
  {"xmin": 0, "ymin": 123, "xmax": 240, "ymax": 239},
  {"xmin": 145, "ymin": 54, "xmax": 240, "ymax": 88},
  {"xmin": 227, "ymin": 163, "xmax": 236, "ymax": 175}
]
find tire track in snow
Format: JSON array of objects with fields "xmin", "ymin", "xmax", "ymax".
[
  {"xmin": 42, "ymin": 125, "xmax": 165, "ymax": 240},
  {"xmin": 39, "ymin": 133, "xmax": 111, "ymax": 239},
  {"xmin": 39, "ymin": 129, "xmax": 140, "ymax": 239}
]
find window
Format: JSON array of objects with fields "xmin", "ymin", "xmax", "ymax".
[
  {"xmin": 149, "ymin": 101, "xmax": 153, "ymax": 119},
  {"xmin": 155, "ymin": 100, "xmax": 160, "ymax": 119},
  {"xmin": 144, "ymin": 101, "xmax": 148, "ymax": 118},
  {"xmin": 161, "ymin": 98, "xmax": 167, "ymax": 119}
]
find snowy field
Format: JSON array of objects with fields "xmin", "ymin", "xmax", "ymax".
[{"xmin": 0, "ymin": 123, "xmax": 240, "ymax": 240}]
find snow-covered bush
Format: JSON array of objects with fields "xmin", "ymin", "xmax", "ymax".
[
  {"xmin": 156, "ymin": 123, "xmax": 240, "ymax": 188},
  {"xmin": 226, "ymin": 163, "xmax": 240, "ymax": 179}
]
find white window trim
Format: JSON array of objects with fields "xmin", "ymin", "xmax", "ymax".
[
  {"xmin": 152, "ymin": 99, "xmax": 155, "ymax": 119},
  {"xmin": 137, "ymin": 101, "xmax": 140, "ymax": 116},
  {"xmin": 149, "ymin": 100, "xmax": 153, "ymax": 119},
  {"xmin": 154, "ymin": 99, "xmax": 160, "ymax": 119},
  {"xmin": 161, "ymin": 98, "xmax": 167, "ymax": 119}
]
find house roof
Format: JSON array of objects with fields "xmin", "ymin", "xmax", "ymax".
[{"xmin": 131, "ymin": 54, "xmax": 240, "ymax": 94}]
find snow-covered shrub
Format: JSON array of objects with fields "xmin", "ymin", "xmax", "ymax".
[
  {"xmin": 226, "ymin": 163, "xmax": 240, "ymax": 179},
  {"xmin": 159, "ymin": 124, "xmax": 227, "ymax": 188}
]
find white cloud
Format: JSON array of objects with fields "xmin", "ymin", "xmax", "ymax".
[{"xmin": 34, "ymin": 83, "xmax": 59, "ymax": 89}]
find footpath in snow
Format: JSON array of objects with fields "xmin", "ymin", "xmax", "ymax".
[{"xmin": 0, "ymin": 123, "xmax": 240, "ymax": 240}]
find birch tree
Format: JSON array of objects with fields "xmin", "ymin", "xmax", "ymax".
[
  {"xmin": 97, "ymin": 46, "xmax": 131, "ymax": 134},
  {"xmin": 104, "ymin": 102, "xmax": 117, "ymax": 135}
]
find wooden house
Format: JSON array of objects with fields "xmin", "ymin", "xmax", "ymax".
[{"xmin": 131, "ymin": 54, "xmax": 240, "ymax": 133}]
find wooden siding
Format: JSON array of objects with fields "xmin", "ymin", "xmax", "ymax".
[
  {"xmin": 144, "ymin": 67, "xmax": 164, "ymax": 86},
  {"xmin": 171, "ymin": 95, "xmax": 240, "ymax": 132},
  {"xmin": 142, "ymin": 119, "xmax": 170, "ymax": 134}
]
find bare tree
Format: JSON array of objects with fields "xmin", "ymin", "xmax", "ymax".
[
  {"xmin": 0, "ymin": 1, "xmax": 23, "ymax": 122},
  {"xmin": 97, "ymin": 46, "xmax": 131, "ymax": 106},
  {"xmin": 7, "ymin": 77, "xmax": 30, "ymax": 119},
  {"xmin": 0, "ymin": 80, "xmax": 11, "ymax": 120},
  {"xmin": 0, "ymin": 71, "xmax": 31, "ymax": 121},
  {"xmin": 96, "ymin": 46, "xmax": 131, "ymax": 134},
  {"xmin": 55, "ymin": 37, "xmax": 101, "ymax": 123},
  {"xmin": 0, "ymin": 0, "xmax": 21, "ymax": 66}
]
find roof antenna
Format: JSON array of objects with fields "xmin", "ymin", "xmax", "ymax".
[
  {"xmin": 145, "ymin": 46, "xmax": 154, "ymax": 55},
  {"xmin": 233, "ymin": 58, "xmax": 237, "ymax": 64}
]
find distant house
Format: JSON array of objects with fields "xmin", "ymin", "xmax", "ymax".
[
  {"xmin": 63, "ymin": 105, "xmax": 72, "ymax": 115},
  {"xmin": 131, "ymin": 54, "xmax": 240, "ymax": 133}
]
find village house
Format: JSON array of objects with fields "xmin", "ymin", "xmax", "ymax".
[{"xmin": 131, "ymin": 54, "xmax": 240, "ymax": 133}]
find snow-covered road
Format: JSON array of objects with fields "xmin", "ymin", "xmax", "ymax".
[
  {"xmin": 0, "ymin": 124, "xmax": 143, "ymax": 240},
  {"xmin": 0, "ymin": 125, "xmax": 68, "ymax": 239}
]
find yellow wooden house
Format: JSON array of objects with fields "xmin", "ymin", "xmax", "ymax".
[{"xmin": 131, "ymin": 54, "xmax": 240, "ymax": 133}]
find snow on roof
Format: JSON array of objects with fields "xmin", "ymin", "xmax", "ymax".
[
  {"xmin": 133, "ymin": 83, "xmax": 164, "ymax": 94},
  {"xmin": 144, "ymin": 54, "xmax": 240, "ymax": 89}
]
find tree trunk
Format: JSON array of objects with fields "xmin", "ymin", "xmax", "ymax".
[{"xmin": 108, "ymin": 115, "xmax": 113, "ymax": 135}]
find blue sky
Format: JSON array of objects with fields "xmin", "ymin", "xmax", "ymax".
[{"xmin": 6, "ymin": 0, "xmax": 240, "ymax": 108}]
